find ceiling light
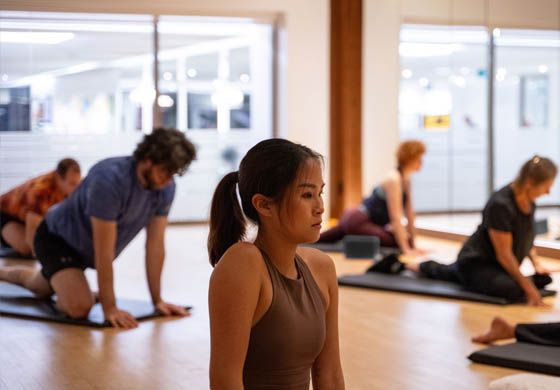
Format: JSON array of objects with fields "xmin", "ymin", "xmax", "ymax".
[
  {"xmin": 399, "ymin": 43, "xmax": 462, "ymax": 57},
  {"xmin": 158, "ymin": 94, "xmax": 174, "ymax": 108},
  {"xmin": 0, "ymin": 31, "xmax": 74, "ymax": 44}
]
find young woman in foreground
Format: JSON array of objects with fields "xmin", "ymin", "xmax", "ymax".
[{"xmin": 207, "ymin": 139, "xmax": 345, "ymax": 389}]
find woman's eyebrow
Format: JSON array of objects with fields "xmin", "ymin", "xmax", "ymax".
[{"xmin": 298, "ymin": 182, "xmax": 326, "ymax": 188}]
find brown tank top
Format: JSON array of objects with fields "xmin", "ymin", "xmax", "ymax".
[{"xmin": 243, "ymin": 249, "xmax": 327, "ymax": 389}]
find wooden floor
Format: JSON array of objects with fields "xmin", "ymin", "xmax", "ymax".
[{"xmin": 1, "ymin": 225, "xmax": 559, "ymax": 389}]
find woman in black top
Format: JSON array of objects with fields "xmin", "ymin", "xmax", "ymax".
[
  {"xmin": 318, "ymin": 140, "xmax": 427, "ymax": 256},
  {"xmin": 372, "ymin": 156, "xmax": 558, "ymax": 306}
]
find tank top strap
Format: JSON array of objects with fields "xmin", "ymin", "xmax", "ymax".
[
  {"xmin": 256, "ymin": 247, "xmax": 284, "ymax": 285},
  {"xmin": 294, "ymin": 254, "xmax": 327, "ymax": 310}
]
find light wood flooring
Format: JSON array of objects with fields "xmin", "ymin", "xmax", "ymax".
[{"xmin": 1, "ymin": 225, "xmax": 559, "ymax": 389}]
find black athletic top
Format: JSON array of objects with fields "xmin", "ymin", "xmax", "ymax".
[
  {"xmin": 458, "ymin": 185, "xmax": 535, "ymax": 265},
  {"xmin": 362, "ymin": 185, "xmax": 407, "ymax": 226}
]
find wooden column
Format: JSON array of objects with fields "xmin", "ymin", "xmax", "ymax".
[{"xmin": 329, "ymin": 0, "xmax": 363, "ymax": 218}]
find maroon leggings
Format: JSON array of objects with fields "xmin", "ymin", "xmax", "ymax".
[{"xmin": 318, "ymin": 208, "xmax": 398, "ymax": 247}]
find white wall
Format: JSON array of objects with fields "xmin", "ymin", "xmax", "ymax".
[
  {"xmin": 363, "ymin": 0, "xmax": 560, "ymax": 200},
  {"xmin": 362, "ymin": 0, "xmax": 401, "ymax": 196}
]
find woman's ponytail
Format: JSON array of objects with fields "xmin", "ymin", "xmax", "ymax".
[{"xmin": 207, "ymin": 171, "xmax": 246, "ymax": 266}]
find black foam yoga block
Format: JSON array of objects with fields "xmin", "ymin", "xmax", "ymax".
[
  {"xmin": 469, "ymin": 342, "xmax": 560, "ymax": 376},
  {"xmin": 535, "ymin": 219, "xmax": 549, "ymax": 235},
  {"xmin": 0, "ymin": 282, "xmax": 191, "ymax": 328},
  {"xmin": 342, "ymin": 235, "xmax": 380, "ymax": 259},
  {"xmin": 338, "ymin": 272, "xmax": 556, "ymax": 305}
]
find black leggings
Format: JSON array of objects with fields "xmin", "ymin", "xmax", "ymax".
[
  {"xmin": 419, "ymin": 258, "xmax": 552, "ymax": 301},
  {"xmin": 516, "ymin": 323, "xmax": 560, "ymax": 346}
]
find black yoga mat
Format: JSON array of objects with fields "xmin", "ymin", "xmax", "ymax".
[
  {"xmin": 0, "ymin": 247, "xmax": 35, "ymax": 260},
  {"xmin": 0, "ymin": 283, "xmax": 191, "ymax": 328},
  {"xmin": 469, "ymin": 342, "xmax": 560, "ymax": 376},
  {"xmin": 337, "ymin": 272, "xmax": 556, "ymax": 305},
  {"xmin": 302, "ymin": 236, "xmax": 397, "ymax": 259}
]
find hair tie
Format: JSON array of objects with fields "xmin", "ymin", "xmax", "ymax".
[{"xmin": 533, "ymin": 156, "xmax": 541, "ymax": 164}]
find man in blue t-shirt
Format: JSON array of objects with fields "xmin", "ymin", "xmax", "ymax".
[{"xmin": 0, "ymin": 128, "xmax": 197, "ymax": 328}]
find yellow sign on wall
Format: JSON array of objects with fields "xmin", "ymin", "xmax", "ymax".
[{"xmin": 424, "ymin": 115, "xmax": 450, "ymax": 130}]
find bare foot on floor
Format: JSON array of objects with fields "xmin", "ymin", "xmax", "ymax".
[{"xmin": 472, "ymin": 316, "xmax": 515, "ymax": 344}]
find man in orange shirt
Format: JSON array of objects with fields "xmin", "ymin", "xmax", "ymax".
[{"xmin": 0, "ymin": 158, "xmax": 81, "ymax": 256}]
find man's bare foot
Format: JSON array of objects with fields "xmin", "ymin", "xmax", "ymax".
[{"xmin": 472, "ymin": 316, "xmax": 515, "ymax": 344}]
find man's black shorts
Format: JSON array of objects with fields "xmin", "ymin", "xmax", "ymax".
[{"xmin": 34, "ymin": 220, "xmax": 88, "ymax": 280}]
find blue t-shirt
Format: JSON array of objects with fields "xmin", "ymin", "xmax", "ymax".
[{"xmin": 45, "ymin": 156, "xmax": 175, "ymax": 267}]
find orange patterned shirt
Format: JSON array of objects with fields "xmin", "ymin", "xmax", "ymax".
[{"xmin": 0, "ymin": 171, "xmax": 66, "ymax": 222}]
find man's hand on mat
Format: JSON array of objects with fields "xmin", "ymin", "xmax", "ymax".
[
  {"xmin": 155, "ymin": 300, "xmax": 190, "ymax": 317},
  {"xmin": 104, "ymin": 307, "xmax": 139, "ymax": 329}
]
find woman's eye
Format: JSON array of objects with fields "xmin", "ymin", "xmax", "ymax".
[{"xmin": 302, "ymin": 193, "xmax": 312, "ymax": 198}]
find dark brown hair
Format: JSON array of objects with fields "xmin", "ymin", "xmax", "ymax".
[
  {"xmin": 513, "ymin": 155, "xmax": 557, "ymax": 187},
  {"xmin": 55, "ymin": 158, "xmax": 80, "ymax": 178},
  {"xmin": 207, "ymin": 138, "xmax": 322, "ymax": 266},
  {"xmin": 133, "ymin": 127, "xmax": 197, "ymax": 175}
]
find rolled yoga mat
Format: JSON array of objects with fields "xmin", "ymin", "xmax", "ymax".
[
  {"xmin": 0, "ymin": 282, "xmax": 191, "ymax": 328},
  {"xmin": 337, "ymin": 272, "xmax": 556, "ymax": 305},
  {"xmin": 469, "ymin": 342, "xmax": 560, "ymax": 376}
]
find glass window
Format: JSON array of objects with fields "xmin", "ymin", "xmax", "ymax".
[
  {"xmin": 493, "ymin": 28, "xmax": 560, "ymax": 206},
  {"xmin": 0, "ymin": 12, "xmax": 154, "ymax": 134},
  {"xmin": 187, "ymin": 92, "xmax": 217, "ymax": 129},
  {"xmin": 399, "ymin": 24, "xmax": 489, "ymax": 211},
  {"xmin": 0, "ymin": 12, "xmax": 274, "ymax": 222}
]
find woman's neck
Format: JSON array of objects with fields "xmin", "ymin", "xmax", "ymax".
[
  {"xmin": 398, "ymin": 166, "xmax": 413, "ymax": 181},
  {"xmin": 253, "ymin": 226, "xmax": 299, "ymax": 278},
  {"xmin": 511, "ymin": 182, "xmax": 532, "ymax": 213}
]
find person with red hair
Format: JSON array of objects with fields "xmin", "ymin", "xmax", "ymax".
[{"xmin": 318, "ymin": 140, "xmax": 427, "ymax": 256}]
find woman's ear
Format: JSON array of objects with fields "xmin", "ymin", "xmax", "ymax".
[{"xmin": 252, "ymin": 194, "xmax": 274, "ymax": 218}]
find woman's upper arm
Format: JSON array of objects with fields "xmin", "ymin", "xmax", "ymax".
[
  {"xmin": 488, "ymin": 228, "xmax": 513, "ymax": 260},
  {"xmin": 403, "ymin": 179, "xmax": 414, "ymax": 217},
  {"xmin": 208, "ymin": 244, "xmax": 262, "ymax": 386}
]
